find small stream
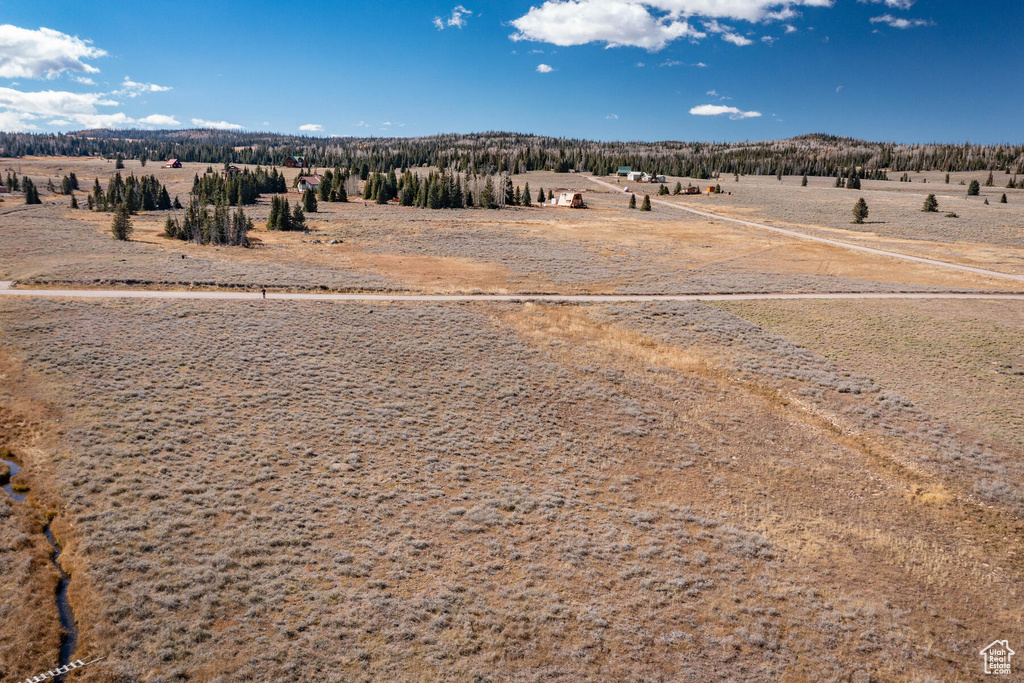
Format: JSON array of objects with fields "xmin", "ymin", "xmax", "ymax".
[{"xmin": 2, "ymin": 457, "xmax": 78, "ymax": 679}]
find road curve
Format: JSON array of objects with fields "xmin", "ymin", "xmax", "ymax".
[
  {"xmin": 1, "ymin": 284, "xmax": 1022, "ymax": 303},
  {"xmin": 584, "ymin": 175, "xmax": 1024, "ymax": 284}
]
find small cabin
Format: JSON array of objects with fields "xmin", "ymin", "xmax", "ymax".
[
  {"xmin": 285, "ymin": 155, "xmax": 306, "ymax": 168},
  {"xmin": 163, "ymin": 159, "xmax": 181, "ymax": 168},
  {"xmin": 684, "ymin": 185, "xmax": 701, "ymax": 195},
  {"xmin": 626, "ymin": 171, "xmax": 645, "ymax": 182},
  {"xmin": 706, "ymin": 186, "xmax": 716, "ymax": 193},
  {"xmin": 296, "ymin": 175, "xmax": 322, "ymax": 192},
  {"xmin": 555, "ymin": 192, "xmax": 586, "ymax": 208},
  {"xmin": 650, "ymin": 175, "xmax": 666, "ymax": 183},
  {"xmin": 616, "ymin": 166, "xmax": 631, "ymax": 176}
]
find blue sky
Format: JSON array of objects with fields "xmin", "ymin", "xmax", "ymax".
[{"xmin": 0, "ymin": 1, "xmax": 1020, "ymax": 143}]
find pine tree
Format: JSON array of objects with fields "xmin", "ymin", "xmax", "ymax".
[
  {"xmin": 801, "ymin": 175, "xmax": 808, "ymax": 187},
  {"xmin": 163, "ymin": 214, "xmax": 180, "ymax": 239},
  {"xmin": 673, "ymin": 181, "xmax": 682, "ymax": 195},
  {"xmin": 852, "ymin": 197, "xmax": 868, "ymax": 224},
  {"xmin": 23, "ymin": 178, "xmax": 41, "ymax": 205},
  {"xmin": 537, "ymin": 187, "xmax": 545, "ymax": 204},
  {"xmin": 658, "ymin": 184, "xmax": 669, "ymax": 196},
  {"xmin": 290, "ymin": 203, "xmax": 305, "ymax": 230},
  {"xmin": 640, "ymin": 195, "xmax": 651, "ymax": 211},
  {"xmin": 111, "ymin": 204, "xmax": 133, "ymax": 240},
  {"xmin": 1000, "ymin": 193, "xmax": 1008, "ymax": 204},
  {"xmin": 945, "ymin": 173, "xmax": 950, "ymax": 184},
  {"xmin": 922, "ymin": 194, "xmax": 938, "ymax": 212},
  {"xmin": 967, "ymin": 180, "xmax": 981, "ymax": 196},
  {"xmin": 335, "ymin": 181, "xmax": 347, "ymax": 203},
  {"xmin": 547, "ymin": 190, "xmax": 553, "ymax": 201},
  {"xmin": 303, "ymin": 188, "xmax": 318, "ymax": 212},
  {"xmin": 115, "ymin": 154, "xmax": 125, "ymax": 170},
  {"xmin": 522, "ymin": 182, "xmax": 532, "ymax": 206},
  {"xmin": 628, "ymin": 193, "xmax": 636, "ymax": 209},
  {"xmin": 985, "ymin": 171, "xmax": 994, "ymax": 186},
  {"xmin": 267, "ymin": 195, "xmax": 281, "ymax": 230},
  {"xmin": 481, "ymin": 176, "xmax": 496, "ymax": 209},
  {"xmin": 173, "ymin": 196, "xmax": 183, "ymax": 210},
  {"xmin": 70, "ymin": 194, "xmax": 78, "ymax": 209}
]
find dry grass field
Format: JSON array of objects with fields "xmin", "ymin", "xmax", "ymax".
[
  {"xmin": 1, "ymin": 157, "xmax": 1022, "ymax": 681},
  {"xmin": 2, "ymin": 159, "xmax": 1020, "ymax": 295}
]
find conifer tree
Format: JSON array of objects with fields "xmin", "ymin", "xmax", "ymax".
[
  {"xmin": 538, "ymin": 187, "xmax": 545, "ymax": 204},
  {"xmin": 481, "ymin": 176, "xmax": 497, "ymax": 209},
  {"xmin": 163, "ymin": 214, "xmax": 180, "ymax": 239},
  {"xmin": 522, "ymin": 182, "xmax": 532, "ymax": 206},
  {"xmin": 115, "ymin": 154, "xmax": 125, "ymax": 170},
  {"xmin": 801, "ymin": 175, "xmax": 808, "ymax": 187},
  {"xmin": 1000, "ymin": 193, "xmax": 1008, "ymax": 203},
  {"xmin": 922, "ymin": 194, "xmax": 938, "ymax": 212},
  {"xmin": 640, "ymin": 195, "xmax": 651, "ymax": 211},
  {"xmin": 70, "ymin": 194, "xmax": 78, "ymax": 209},
  {"xmin": 852, "ymin": 198, "xmax": 868, "ymax": 224},
  {"xmin": 628, "ymin": 193, "xmax": 636, "ymax": 209},
  {"xmin": 267, "ymin": 195, "xmax": 281, "ymax": 230},
  {"xmin": 985, "ymin": 171, "xmax": 994, "ymax": 186},
  {"xmin": 673, "ymin": 181, "xmax": 682, "ymax": 195},
  {"xmin": 23, "ymin": 178, "xmax": 41, "ymax": 204},
  {"xmin": 967, "ymin": 180, "xmax": 981, "ymax": 196},
  {"xmin": 111, "ymin": 204, "xmax": 133, "ymax": 240},
  {"xmin": 303, "ymin": 188, "xmax": 318, "ymax": 212},
  {"xmin": 290, "ymin": 203, "xmax": 305, "ymax": 229}
]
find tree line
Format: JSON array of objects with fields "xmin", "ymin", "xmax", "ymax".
[{"xmin": 3, "ymin": 130, "xmax": 1023, "ymax": 178}]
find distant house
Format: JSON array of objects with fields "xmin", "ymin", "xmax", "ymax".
[
  {"xmin": 706, "ymin": 186, "xmax": 717, "ymax": 193},
  {"xmin": 163, "ymin": 159, "xmax": 181, "ymax": 168},
  {"xmin": 626, "ymin": 171, "xmax": 645, "ymax": 182},
  {"xmin": 296, "ymin": 175, "xmax": 322, "ymax": 192},
  {"xmin": 221, "ymin": 165, "xmax": 241, "ymax": 179},
  {"xmin": 650, "ymin": 175, "xmax": 667, "ymax": 183},
  {"xmin": 616, "ymin": 166, "xmax": 631, "ymax": 176},
  {"xmin": 555, "ymin": 191, "xmax": 586, "ymax": 208},
  {"xmin": 683, "ymin": 185, "xmax": 701, "ymax": 195},
  {"xmin": 0, "ymin": 184, "xmax": 8, "ymax": 194},
  {"xmin": 285, "ymin": 155, "xmax": 306, "ymax": 168}
]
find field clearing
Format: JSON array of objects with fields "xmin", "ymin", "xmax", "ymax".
[
  {"xmin": 0, "ymin": 298, "xmax": 1021, "ymax": 681},
  {"xmin": 715, "ymin": 298, "xmax": 1024, "ymax": 451},
  {"xmin": 2, "ymin": 160, "xmax": 1020, "ymax": 295}
]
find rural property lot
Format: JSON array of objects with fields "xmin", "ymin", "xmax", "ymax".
[{"xmin": 0, "ymin": 157, "xmax": 1021, "ymax": 682}]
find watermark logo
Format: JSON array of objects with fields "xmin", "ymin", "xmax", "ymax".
[
  {"xmin": 981, "ymin": 640, "xmax": 1015, "ymax": 675},
  {"xmin": 16, "ymin": 656, "xmax": 104, "ymax": 683}
]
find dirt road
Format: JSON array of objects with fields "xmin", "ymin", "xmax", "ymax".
[
  {"xmin": 584, "ymin": 175, "xmax": 1024, "ymax": 283},
  {"xmin": 1, "ymin": 283, "xmax": 1022, "ymax": 303}
]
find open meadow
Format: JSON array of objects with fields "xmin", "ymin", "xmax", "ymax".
[{"xmin": 1, "ymin": 156, "xmax": 1022, "ymax": 682}]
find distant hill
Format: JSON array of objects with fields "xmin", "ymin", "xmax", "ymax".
[{"xmin": 1, "ymin": 129, "xmax": 1020, "ymax": 177}]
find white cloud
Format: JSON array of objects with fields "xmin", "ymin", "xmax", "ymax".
[
  {"xmin": 660, "ymin": 59, "xmax": 683, "ymax": 66},
  {"xmin": 510, "ymin": 0, "xmax": 834, "ymax": 50},
  {"xmin": 433, "ymin": 5, "xmax": 472, "ymax": 30},
  {"xmin": 689, "ymin": 103, "xmax": 761, "ymax": 119},
  {"xmin": 835, "ymin": 85, "xmax": 843, "ymax": 93},
  {"xmin": 536, "ymin": 63, "xmax": 555, "ymax": 73},
  {"xmin": 0, "ymin": 25, "xmax": 106, "ymax": 79},
  {"xmin": 0, "ymin": 110, "xmax": 38, "ymax": 131},
  {"xmin": 113, "ymin": 76, "xmax": 172, "ymax": 98},
  {"xmin": 191, "ymin": 117, "xmax": 243, "ymax": 130},
  {"xmin": 706, "ymin": 89, "xmax": 718, "ymax": 96},
  {"xmin": 299, "ymin": 123, "xmax": 323, "ymax": 132},
  {"xmin": 858, "ymin": 0, "xmax": 914, "ymax": 8},
  {"xmin": 137, "ymin": 114, "xmax": 179, "ymax": 126},
  {"xmin": 694, "ymin": 61, "xmax": 707, "ymax": 67},
  {"xmin": 784, "ymin": 23, "xmax": 798, "ymax": 32},
  {"xmin": 703, "ymin": 19, "xmax": 754, "ymax": 45},
  {"xmin": 636, "ymin": 61, "xmax": 646, "ymax": 67},
  {"xmin": 0, "ymin": 84, "xmax": 181, "ymax": 131},
  {"xmin": 606, "ymin": 113, "xmax": 619, "ymax": 119},
  {"xmin": 73, "ymin": 75, "xmax": 96, "ymax": 85},
  {"xmin": 761, "ymin": 35, "xmax": 775, "ymax": 44},
  {"xmin": 722, "ymin": 32, "xmax": 753, "ymax": 45},
  {"xmin": 869, "ymin": 13, "xmax": 933, "ymax": 28},
  {"xmin": 510, "ymin": 1, "xmax": 705, "ymax": 51}
]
